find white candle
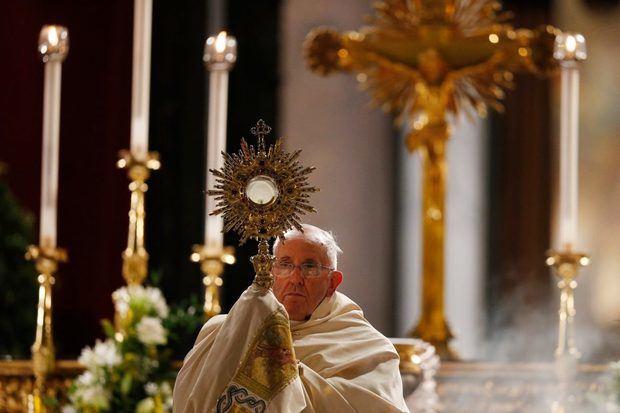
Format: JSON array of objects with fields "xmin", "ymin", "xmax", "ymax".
[
  {"xmin": 38, "ymin": 25, "xmax": 69, "ymax": 249},
  {"xmin": 130, "ymin": 0, "xmax": 153, "ymax": 161},
  {"xmin": 554, "ymin": 33, "xmax": 586, "ymax": 250},
  {"xmin": 203, "ymin": 32, "xmax": 237, "ymax": 250}
]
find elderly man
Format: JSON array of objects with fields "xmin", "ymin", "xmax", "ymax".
[{"xmin": 173, "ymin": 224, "xmax": 409, "ymax": 412}]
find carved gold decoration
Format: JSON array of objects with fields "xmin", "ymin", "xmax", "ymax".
[
  {"xmin": 304, "ymin": 0, "xmax": 560, "ymax": 358},
  {"xmin": 208, "ymin": 120, "xmax": 318, "ymax": 289},
  {"xmin": 190, "ymin": 245, "xmax": 236, "ymax": 318},
  {"xmin": 117, "ymin": 150, "xmax": 161, "ymax": 285},
  {"xmin": 0, "ymin": 361, "xmax": 78, "ymax": 413},
  {"xmin": 25, "ymin": 245, "xmax": 67, "ymax": 413}
]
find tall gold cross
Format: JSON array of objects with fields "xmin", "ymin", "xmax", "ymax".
[{"xmin": 305, "ymin": 0, "xmax": 559, "ymax": 358}]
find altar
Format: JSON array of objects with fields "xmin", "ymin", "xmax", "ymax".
[{"xmin": 0, "ymin": 361, "xmax": 611, "ymax": 413}]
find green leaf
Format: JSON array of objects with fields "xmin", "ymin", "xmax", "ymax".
[
  {"xmin": 149, "ymin": 270, "xmax": 163, "ymax": 287},
  {"xmin": 121, "ymin": 372, "xmax": 134, "ymax": 395},
  {"xmin": 42, "ymin": 396, "xmax": 59, "ymax": 408},
  {"xmin": 102, "ymin": 319, "xmax": 116, "ymax": 339}
]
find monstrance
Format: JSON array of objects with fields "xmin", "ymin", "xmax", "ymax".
[{"xmin": 207, "ymin": 120, "xmax": 318, "ymax": 289}]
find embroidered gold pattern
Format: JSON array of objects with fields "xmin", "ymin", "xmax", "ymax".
[
  {"xmin": 234, "ymin": 309, "xmax": 298, "ymax": 401},
  {"xmin": 215, "ymin": 309, "xmax": 297, "ymax": 412}
]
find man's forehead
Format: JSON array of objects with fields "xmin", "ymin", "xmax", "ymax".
[{"xmin": 275, "ymin": 238, "xmax": 327, "ymax": 259}]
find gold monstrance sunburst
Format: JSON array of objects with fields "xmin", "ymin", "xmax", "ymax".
[{"xmin": 208, "ymin": 119, "xmax": 318, "ymax": 289}]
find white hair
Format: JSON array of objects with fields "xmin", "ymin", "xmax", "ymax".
[{"xmin": 273, "ymin": 224, "xmax": 343, "ymax": 269}]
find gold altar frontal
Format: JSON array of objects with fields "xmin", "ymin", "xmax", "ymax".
[
  {"xmin": 0, "ymin": 361, "xmax": 78, "ymax": 412},
  {"xmin": 0, "ymin": 360, "xmax": 607, "ymax": 412}
]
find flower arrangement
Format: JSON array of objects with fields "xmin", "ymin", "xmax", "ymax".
[{"xmin": 63, "ymin": 285, "xmax": 179, "ymax": 413}]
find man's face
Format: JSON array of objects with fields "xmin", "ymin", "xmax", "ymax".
[{"xmin": 272, "ymin": 238, "xmax": 342, "ymax": 321}]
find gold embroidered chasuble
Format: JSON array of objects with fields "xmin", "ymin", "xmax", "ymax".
[{"xmin": 172, "ymin": 285, "xmax": 409, "ymax": 413}]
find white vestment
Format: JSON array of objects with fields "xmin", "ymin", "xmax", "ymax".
[{"xmin": 173, "ymin": 284, "xmax": 409, "ymax": 413}]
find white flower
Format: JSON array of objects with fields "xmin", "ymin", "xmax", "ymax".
[
  {"xmin": 145, "ymin": 381, "xmax": 158, "ymax": 396},
  {"xmin": 61, "ymin": 406, "xmax": 77, "ymax": 413},
  {"xmin": 71, "ymin": 379, "xmax": 111, "ymax": 410},
  {"xmin": 112, "ymin": 285, "xmax": 169, "ymax": 319},
  {"xmin": 160, "ymin": 381, "xmax": 172, "ymax": 397},
  {"xmin": 136, "ymin": 316, "xmax": 167, "ymax": 345},
  {"xmin": 78, "ymin": 339, "xmax": 121, "ymax": 370},
  {"xmin": 160, "ymin": 381, "xmax": 173, "ymax": 410},
  {"xmin": 76, "ymin": 371, "xmax": 99, "ymax": 387},
  {"xmin": 144, "ymin": 287, "xmax": 169, "ymax": 318},
  {"xmin": 136, "ymin": 397, "xmax": 156, "ymax": 413},
  {"xmin": 112, "ymin": 286, "xmax": 131, "ymax": 317},
  {"xmin": 79, "ymin": 385, "xmax": 110, "ymax": 409},
  {"xmin": 142, "ymin": 382, "xmax": 173, "ymax": 411}
]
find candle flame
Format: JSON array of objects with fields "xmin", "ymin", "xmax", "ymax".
[
  {"xmin": 48, "ymin": 26, "xmax": 59, "ymax": 46},
  {"xmin": 565, "ymin": 35, "xmax": 577, "ymax": 53},
  {"xmin": 215, "ymin": 31, "xmax": 227, "ymax": 53}
]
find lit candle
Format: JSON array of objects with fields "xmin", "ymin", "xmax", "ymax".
[
  {"xmin": 554, "ymin": 33, "xmax": 587, "ymax": 250},
  {"xmin": 38, "ymin": 25, "xmax": 69, "ymax": 249},
  {"xmin": 130, "ymin": 0, "xmax": 153, "ymax": 161},
  {"xmin": 203, "ymin": 31, "xmax": 237, "ymax": 251}
]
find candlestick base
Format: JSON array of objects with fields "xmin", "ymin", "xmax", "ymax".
[
  {"xmin": 190, "ymin": 245, "xmax": 235, "ymax": 318},
  {"xmin": 117, "ymin": 150, "xmax": 160, "ymax": 286},
  {"xmin": 25, "ymin": 245, "xmax": 67, "ymax": 413},
  {"xmin": 546, "ymin": 249, "xmax": 589, "ymax": 387}
]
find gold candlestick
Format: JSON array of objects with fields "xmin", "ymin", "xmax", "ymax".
[
  {"xmin": 28, "ymin": 24, "xmax": 69, "ymax": 413},
  {"xmin": 546, "ymin": 250, "xmax": 590, "ymax": 384},
  {"xmin": 548, "ymin": 33, "xmax": 587, "ymax": 406},
  {"xmin": 304, "ymin": 1, "xmax": 561, "ymax": 358},
  {"xmin": 190, "ymin": 245, "xmax": 236, "ymax": 318},
  {"xmin": 25, "ymin": 245, "xmax": 67, "ymax": 413},
  {"xmin": 196, "ymin": 31, "xmax": 238, "ymax": 315},
  {"xmin": 117, "ymin": 150, "xmax": 160, "ymax": 285}
]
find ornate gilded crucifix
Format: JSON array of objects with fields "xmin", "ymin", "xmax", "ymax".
[{"xmin": 304, "ymin": 0, "xmax": 558, "ymax": 357}]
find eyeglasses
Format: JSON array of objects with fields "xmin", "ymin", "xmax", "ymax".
[{"xmin": 272, "ymin": 261, "xmax": 334, "ymax": 278}]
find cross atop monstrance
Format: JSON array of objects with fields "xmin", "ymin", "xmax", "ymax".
[
  {"xmin": 305, "ymin": 0, "xmax": 560, "ymax": 358},
  {"xmin": 250, "ymin": 119, "xmax": 273, "ymax": 149}
]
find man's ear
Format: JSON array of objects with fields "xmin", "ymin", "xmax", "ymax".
[{"xmin": 327, "ymin": 271, "xmax": 343, "ymax": 296}]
